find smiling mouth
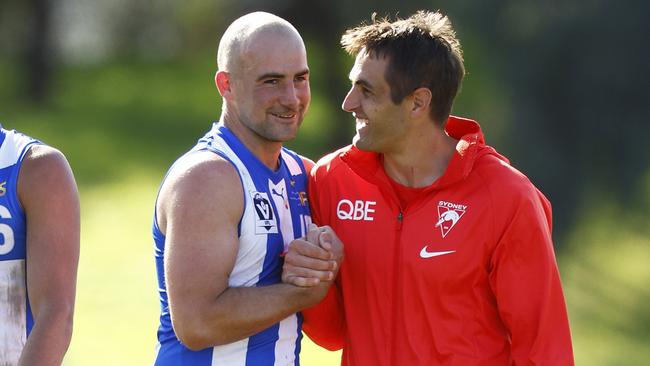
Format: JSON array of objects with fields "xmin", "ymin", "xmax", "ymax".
[
  {"xmin": 353, "ymin": 113, "xmax": 368, "ymax": 123},
  {"xmin": 271, "ymin": 112, "xmax": 297, "ymax": 119},
  {"xmin": 356, "ymin": 118, "xmax": 369, "ymax": 126}
]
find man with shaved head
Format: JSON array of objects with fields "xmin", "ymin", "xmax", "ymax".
[{"xmin": 152, "ymin": 12, "xmax": 343, "ymax": 365}]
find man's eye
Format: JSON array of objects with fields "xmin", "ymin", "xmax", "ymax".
[{"xmin": 264, "ymin": 79, "xmax": 279, "ymax": 85}]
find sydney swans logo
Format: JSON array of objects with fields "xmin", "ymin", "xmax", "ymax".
[{"xmin": 435, "ymin": 200, "xmax": 467, "ymax": 238}]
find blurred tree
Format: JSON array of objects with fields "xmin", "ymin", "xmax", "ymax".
[
  {"xmin": 486, "ymin": 0, "xmax": 650, "ymax": 237},
  {"xmin": 0, "ymin": 0, "xmax": 54, "ymax": 102},
  {"xmin": 24, "ymin": 0, "xmax": 53, "ymax": 102},
  {"xmin": 275, "ymin": 1, "xmax": 351, "ymax": 149}
]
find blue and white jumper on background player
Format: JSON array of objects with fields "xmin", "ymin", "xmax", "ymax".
[
  {"xmin": 0, "ymin": 127, "xmax": 40, "ymax": 365},
  {"xmin": 153, "ymin": 122, "xmax": 312, "ymax": 365}
]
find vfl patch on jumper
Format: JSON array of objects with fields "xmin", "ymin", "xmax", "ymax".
[
  {"xmin": 0, "ymin": 181, "xmax": 6, "ymax": 197},
  {"xmin": 436, "ymin": 200, "xmax": 467, "ymax": 238},
  {"xmin": 252, "ymin": 191, "xmax": 278, "ymax": 234}
]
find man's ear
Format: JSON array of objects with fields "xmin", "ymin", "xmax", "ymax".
[
  {"xmin": 410, "ymin": 87, "xmax": 432, "ymax": 118},
  {"xmin": 215, "ymin": 70, "xmax": 231, "ymax": 97}
]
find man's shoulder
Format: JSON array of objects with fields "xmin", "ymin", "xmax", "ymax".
[
  {"xmin": 157, "ymin": 151, "xmax": 243, "ymax": 226},
  {"xmin": 23, "ymin": 143, "xmax": 64, "ymax": 162},
  {"xmin": 167, "ymin": 151, "xmax": 238, "ymax": 187},
  {"xmin": 17, "ymin": 144, "xmax": 78, "ymax": 217},
  {"xmin": 20, "ymin": 144, "xmax": 72, "ymax": 183},
  {"xmin": 473, "ymin": 149, "xmax": 546, "ymax": 203},
  {"xmin": 0, "ymin": 128, "xmax": 40, "ymax": 169},
  {"xmin": 158, "ymin": 151, "xmax": 241, "ymax": 213}
]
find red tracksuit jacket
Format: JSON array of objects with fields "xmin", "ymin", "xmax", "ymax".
[{"xmin": 303, "ymin": 116, "xmax": 574, "ymax": 365}]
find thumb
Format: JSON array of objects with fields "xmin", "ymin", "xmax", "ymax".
[
  {"xmin": 319, "ymin": 231, "xmax": 332, "ymax": 251},
  {"xmin": 306, "ymin": 223, "xmax": 319, "ymax": 245}
]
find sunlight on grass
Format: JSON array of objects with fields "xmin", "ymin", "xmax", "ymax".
[
  {"xmin": 63, "ymin": 173, "xmax": 160, "ymax": 365},
  {"xmin": 562, "ymin": 199, "xmax": 650, "ymax": 366}
]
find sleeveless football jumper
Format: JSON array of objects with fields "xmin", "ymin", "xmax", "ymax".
[{"xmin": 153, "ymin": 122, "xmax": 312, "ymax": 365}]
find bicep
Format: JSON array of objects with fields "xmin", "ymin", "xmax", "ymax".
[
  {"xmin": 19, "ymin": 146, "xmax": 80, "ymax": 318},
  {"xmin": 161, "ymin": 156, "xmax": 244, "ymax": 317}
]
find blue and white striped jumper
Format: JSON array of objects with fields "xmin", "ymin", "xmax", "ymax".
[{"xmin": 153, "ymin": 122, "xmax": 312, "ymax": 365}]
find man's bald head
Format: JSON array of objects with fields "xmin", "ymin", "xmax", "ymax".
[
  {"xmin": 217, "ymin": 12, "xmax": 304, "ymax": 77},
  {"xmin": 213, "ymin": 12, "xmax": 310, "ymax": 144}
]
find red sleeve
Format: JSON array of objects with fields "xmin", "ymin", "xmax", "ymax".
[
  {"xmin": 301, "ymin": 166, "xmax": 346, "ymax": 350},
  {"xmin": 302, "ymin": 282, "xmax": 345, "ymax": 350},
  {"xmin": 489, "ymin": 190, "xmax": 574, "ymax": 365}
]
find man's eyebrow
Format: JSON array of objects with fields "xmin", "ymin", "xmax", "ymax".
[
  {"xmin": 256, "ymin": 69, "xmax": 310, "ymax": 82},
  {"xmin": 256, "ymin": 73, "xmax": 285, "ymax": 82},
  {"xmin": 354, "ymin": 78, "xmax": 374, "ymax": 90}
]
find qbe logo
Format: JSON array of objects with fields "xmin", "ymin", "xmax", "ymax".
[{"xmin": 337, "ymin": 199, "xmax": 376, "ymax": 221}]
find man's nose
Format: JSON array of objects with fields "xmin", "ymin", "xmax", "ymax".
[
  {"xmin": 342, "ymin": 87, "xmax": 359, "ymax": 112},
  {"xmin": 280, "ymin": 83, "xmax": 300, "ymax": 109}
]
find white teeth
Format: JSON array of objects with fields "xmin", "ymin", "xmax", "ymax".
[{"xmin": 272, "ymin": 113, "xmax": 295, "ymax": 118}]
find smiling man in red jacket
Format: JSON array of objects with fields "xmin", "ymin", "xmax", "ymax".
[{"xmin": 282, "ymin": 10, "xmax": 574, "ymax": 366}]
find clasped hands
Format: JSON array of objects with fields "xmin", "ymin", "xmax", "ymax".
[{"xmin": 283, "ymin": 223, "xmax": 344, "ymax": 288}]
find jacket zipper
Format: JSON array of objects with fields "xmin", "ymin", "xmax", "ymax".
[{"xmin": 390, "ymin": 209, "xmax": 404, "ymax": 366}]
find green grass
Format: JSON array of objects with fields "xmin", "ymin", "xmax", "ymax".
[
  {"xmin": 63, "ymin": 174, "xmax": 160, "ymax": 365},
  {"xmin": 562, "ymin": 199, "xmax": 650, "ymax": 366}
]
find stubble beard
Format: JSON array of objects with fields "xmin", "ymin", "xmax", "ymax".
[{"xmin": 253, "ymin": 113, "xmax": 303, "ymax": 143}]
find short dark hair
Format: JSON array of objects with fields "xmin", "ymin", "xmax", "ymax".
[{"xmin": 341, "ymin": 11, "xmax": 465, "ymax": 125}]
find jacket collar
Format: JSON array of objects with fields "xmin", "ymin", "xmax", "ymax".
[{"xmin": 340, "ymin": 116, "xmax": 506, "ymax": 191}]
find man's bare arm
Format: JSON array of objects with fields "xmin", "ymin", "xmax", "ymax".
[
  {"xmin": 18, "ymin": 145, "xmax": 80, "ymax": 366},
  {"xmin": 159, "ymin": 151, "xmax": 329, "ymax": 350}
]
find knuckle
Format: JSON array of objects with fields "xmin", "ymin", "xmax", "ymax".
[{"xmin": 284, "ymin": 253, "xmax": 296, "ymax": 263}]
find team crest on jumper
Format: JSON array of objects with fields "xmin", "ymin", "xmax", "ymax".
[
  {"xmin": 298, "ymin": 191, "xmax": 308, "ymax": 206},
  {"xmin": 436, "ymin": 200, "xmax": 467, "ymax": 238},
  {"xmin": 252, "ymin": 191, "xmax": 278, "ymax": 234}
]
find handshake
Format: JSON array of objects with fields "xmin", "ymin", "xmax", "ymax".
[{"xmin": 282, "ymin": 223, "xmax": 344, "ymax": 289}]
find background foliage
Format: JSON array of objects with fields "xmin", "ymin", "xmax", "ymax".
[{"xmin": 1, "ymin": 0, "xmax": 648, "ymax": 364}]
